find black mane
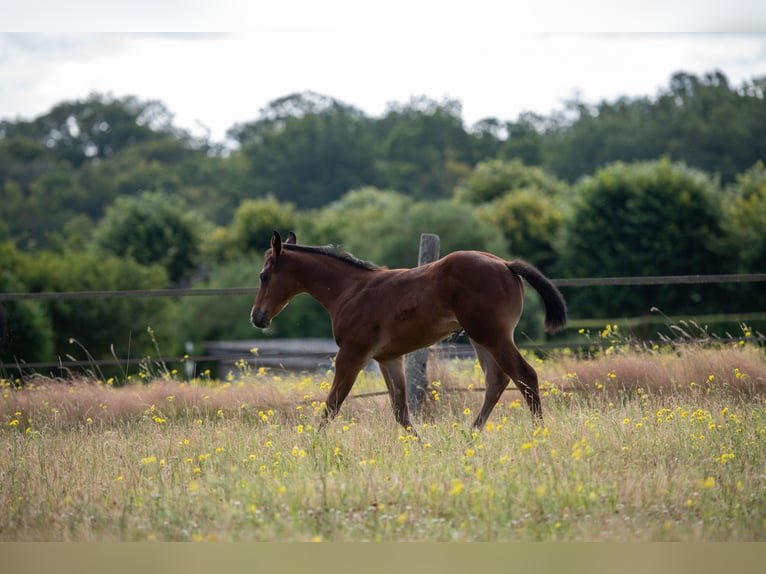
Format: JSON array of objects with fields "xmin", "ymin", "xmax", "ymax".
[{"xmin": 284, "ymin": 244, "xmax": 382, "ymax": 271}]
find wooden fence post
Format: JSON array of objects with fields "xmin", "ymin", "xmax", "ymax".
[{"xmin": 405, "ymin": 233, "xmax": 440, "ymax": 417}]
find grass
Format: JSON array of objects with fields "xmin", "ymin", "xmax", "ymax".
[{"xmin": 1, "ymin": 334, "xmax": 766, "ymax": 541}]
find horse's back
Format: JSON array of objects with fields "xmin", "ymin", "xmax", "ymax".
[
  {"xmin": 432, "ymin": 250, "xmax": 516, "ymax": 286},
  {"xmin": 430, "ymin": 250, "xmax": 526, "ymax": 324}
]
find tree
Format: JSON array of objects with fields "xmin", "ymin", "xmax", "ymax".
[
  {"xmin": 229, "ymin": 92, "xmax": 377, "ymax": 208},
  {"xmin": 455, "ymin": 159, "xmax": 568, "ymax": 272},
  {"xmin": 454, "ymin": 158, "xmax": 567, "ymax": 204},
  {"xmin": 76, "ymin": 137, "xmax": 237, "ymax": 225},
  {"xmin": 93, "ymin": 191, "xmax": 204, "ymax": 285},
  {"xmin": 0, "ymin": 136, "xmax": 89, "ymax": 248},
  {"xmin": 498, "ymin": 112, "xmax": 548, "ymax": 166},
  {"xmin": 476, "ymin": 190, "xmax": 564, "ymax": 273},
  {"xmin": 0, "ymin": 242, "xmax": 54, "ymax": 363},
  {"xmin": 300, "ymin": 187, "xmax": 507, "ymax": 269},
  {"xmin": 543, "ymin": 71, "xmax": 766, "ymax": 183},
  {"xmin": 651, "ymin": 71, "xmax": 759, "ymax": 182},
  {"xmin": 1, "ymin": 119, "xmax": 223, "ymax": 250},
  {"xmin": 299, "ymin": 186, "xmax": 414, "ymax": 247},
  {"xmin": 544, "ymin": 95, "xmax": 658, "ymax": 181},
  {"xmin": 0, "ymin": 94, "xmax": 181, "ymax": 168},
  {"xmin": 1, "ymin": 94, "xmax": 181, "ymax": 168},
  {"xmin": 231, "ymin": 196, "xmax": 297, "ymax": 255},
  {"xmin": 723, "ymin": 161, "xmax": 766, "ymax": 270},
  {"xmin": 721, "ymin": 161, "xmax": 766, "ymax": 310},
  {"xmin": 467, "ymin": 117, "xmax": 504, "ymax": 160},
  {"xmin": 12, "ymin": 248, "xmax": 178, "ymax": 362},
  {"xmin": 557, "ymin": 159, "xmax": 728, "ymax": 318},
  {"xmin": 374, "ymin": 97, "xmax": 474, "ymax": 199}
]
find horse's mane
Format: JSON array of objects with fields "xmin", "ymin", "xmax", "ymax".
[{"xmin": 284, "ymin": 244, "xmax": 383, "ymax": 271}]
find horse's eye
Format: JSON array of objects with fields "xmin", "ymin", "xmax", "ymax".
[{"xmin": 259, "ymin": 272, "xmax": 269, "ymax": 285}]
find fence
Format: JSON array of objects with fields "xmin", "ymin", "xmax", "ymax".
[{"xmin": 2, "ymin": 273, "xmax": 766, "ymax": 379}]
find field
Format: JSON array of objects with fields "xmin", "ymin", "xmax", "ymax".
[{"xmin": 2, "ymin": 333, "xmax": 766, "ymax": 542}]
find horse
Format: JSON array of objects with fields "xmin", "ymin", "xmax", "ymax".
[{"xmin": 250, "ymin": 231, "xmax": 566, "ymax": 436}]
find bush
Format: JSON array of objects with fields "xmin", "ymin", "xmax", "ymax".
[
  {"xmin": 231, "ymin": 196, "xmax": 297, "ymax": 255},
  {"xmin": 14, "ymin": 248, "xmax": 179, "ymax": 362},
  {"xmin": 93, "ymin": 190, "xmax": 204, "ymax": 285},
  {"xmin": 556, "ymin": 159, "xmax": 728, "ymax": 318},
  {"xmin": 301, "ymin": 187, "xmax": 508, "ymax": 269},
  {"xmin": 0, "ymin": 270, "xmax": 54, "ymax": 364}
]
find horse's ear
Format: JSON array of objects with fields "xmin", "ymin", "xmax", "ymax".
[
  {"xmin": 286, "ymin": 231, "xmax": 297, "ymax": 245},
  {"xmin": 271, "ymin": 231, "xmax": 283, "ymax": 257}
]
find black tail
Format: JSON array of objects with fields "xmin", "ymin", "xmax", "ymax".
[{"xmin": 507, "ymin": 260, "xmax": 567, "ymax": 333}]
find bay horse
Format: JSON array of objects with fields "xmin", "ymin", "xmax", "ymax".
[{"xmin": 250, "ymin": 231, "xmax": 566, "ymax": 436}]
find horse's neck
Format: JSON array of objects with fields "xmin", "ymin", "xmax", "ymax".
[{"xmin": 288, "ymin": 254, "xmax": 370, "ymax": 312}]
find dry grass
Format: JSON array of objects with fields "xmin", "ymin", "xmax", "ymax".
[{"xmin": 1, "ymin": 338, "xmax": 765, "ymax": 541}]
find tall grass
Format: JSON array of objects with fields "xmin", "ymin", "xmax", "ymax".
[{"xmin": 1, "ymin": 335, "xmax": 765, "ymax": 541}]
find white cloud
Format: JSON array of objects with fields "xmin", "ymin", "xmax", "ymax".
[
  {"xmin": 1, "ymin": 26, "xmax": 766, "ymax": 143},
  {"xmin": 3, "ymin": 1, "xmax": 766, "ymax": 32}
]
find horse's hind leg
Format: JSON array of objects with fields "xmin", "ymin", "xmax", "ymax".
[
  {"xmin": 470, "ymin": 341, "xmax": 511, "ymax": 431},
  {"xmin": 378, "ymin": 357, "xmax": 419, "ymax": 438},
  {"xmin": 498, "ymin": 344, "xmax": 543, "ymax": 423},
  {"xmin": 471, "ymin": 337, "xmax": 543, "ymax": 426}
]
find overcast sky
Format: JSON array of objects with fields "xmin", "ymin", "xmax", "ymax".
[{"xmin": 2, "ymin": 1, "xmax": 766, "ymax": 143}]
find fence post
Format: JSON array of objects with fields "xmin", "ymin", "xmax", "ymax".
[{"xmin": 405, "ymin": 233, "xmax": 440, "ymax": 418}]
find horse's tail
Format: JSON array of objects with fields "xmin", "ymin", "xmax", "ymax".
[{"xmin": 507, "ymin": 260, "xmax": 567, "ymax": 333}]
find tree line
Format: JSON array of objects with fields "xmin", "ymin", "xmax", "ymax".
[{"xmin": 1, "ymin": 70, "xmax": 765, "ymax": 367}]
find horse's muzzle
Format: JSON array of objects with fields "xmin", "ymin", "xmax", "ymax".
[{"xmin": 250, "ymin": 308, "xmax": 270, "ymax": 329}]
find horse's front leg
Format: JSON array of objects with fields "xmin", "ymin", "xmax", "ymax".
[
  {"xmin": 377, "ymin": 356, "xmax": 419, "ymax": 438},
  {"xmin": 320, "ymin": 347, "xmax": 369, "ymax": 429}
]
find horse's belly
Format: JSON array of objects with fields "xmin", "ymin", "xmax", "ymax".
[{"xmin": 374, "ymin": 314, "xmax": 460, "ymax": 359}]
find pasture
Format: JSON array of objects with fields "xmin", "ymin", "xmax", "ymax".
[{"xmin": 1, "ymin": 335, "xmax": 765, "ymax": 542}]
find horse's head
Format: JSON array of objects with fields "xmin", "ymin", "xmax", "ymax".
[{"xmin": 250, "ymin": 231, "xmax": 299, "ymax": 329}]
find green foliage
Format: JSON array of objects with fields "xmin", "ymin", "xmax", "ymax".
[
  {"xmin": 199, "ymin": 225, "xmax": 239, "ymax": 267},
  {"xmin": 232, "ymin": 196, "xmax": 297, "ymax": 255},
  {"xmin": 375, "ymin": 97, "xmax": 475, "ymax": 199},
  {"xmin": 77, "ymin": 137, "xmax": 238, "ymax": 225},
  {"xmin": 12, "ymin": 248, "xmax": 178, "ymax": 362},
  {"xmin": 545, "ymin": 72, "xmax": 766, "ymax": 183},
  {"xmin": 557, "ymin": 159, "xmax": 727, "ymax": 317},
  {"xmin": 498, "ymin": 112, "xmax": 547, "ymax": 165},
  {"xmin": 93, "ymin": 191, "xmax": 204, "ymax": 285},
  {"xmin": 177, "ymin": 257, "xmax": 263, "ymax": 347},
  {"xmin": 720, "ymin": 161, "xmax": 766, "ymax": 310},
  {"xmin": 2, "ymin": 72, "xmax": 766, "ymax": 350},
  {"xmin": 0, "ymin": 243, "xmax": 54, "ymax": 363},
  {"xmin": 455, "ymin": 159, "xmax": 568, "ymax": 272},
  {"xmin": 357, "ymin": 199, "xmax": 508, "ymax": 269},
  {"xmin": 177, "ymin": 257, "xmax": 332, "ymax": 349},
  {"xmin": 723, "ymin": 161, "xmax": 766, "ymax": 271},
  {"xmin": 299, "ymin": 187, "xmax": 413, "ymax": 247},
  {"xmin": 0, "ymin": 93, "xmax": 180, "ymax": 167},
  {"xmin": 0, "ymin": 136, "xmax": 90, "ymax": 248},
  {"xmin": 230, "ymin": 92, "xmax": 377, "ymax": 208},
  {"xmin": 301, "ymin": 187, "xmax": 508, "ymax": 269},
  {"xmin": 476, "ymin": 190, "xmax": 564, "ymax": 273},
  {"xmin": 454, "ymin": 158, "xmax": 567, "ymax": 204}
]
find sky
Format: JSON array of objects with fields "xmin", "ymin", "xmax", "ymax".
[{"xmin": 2, "ymin": 1, "xmax": 766, "ymax": 144}]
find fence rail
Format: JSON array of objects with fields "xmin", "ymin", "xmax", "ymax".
[
  {"xmin": 2, "ymin": 273, "xmax": 766, "ymax": 302},
  {"xmin": 0, "ymin": 287, "xmax": 258, "ymax": 302}
]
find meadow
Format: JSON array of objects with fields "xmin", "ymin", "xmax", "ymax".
[{"xmin": 1, "ymin": 329, "xmax": 765, "ymax": 542}]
